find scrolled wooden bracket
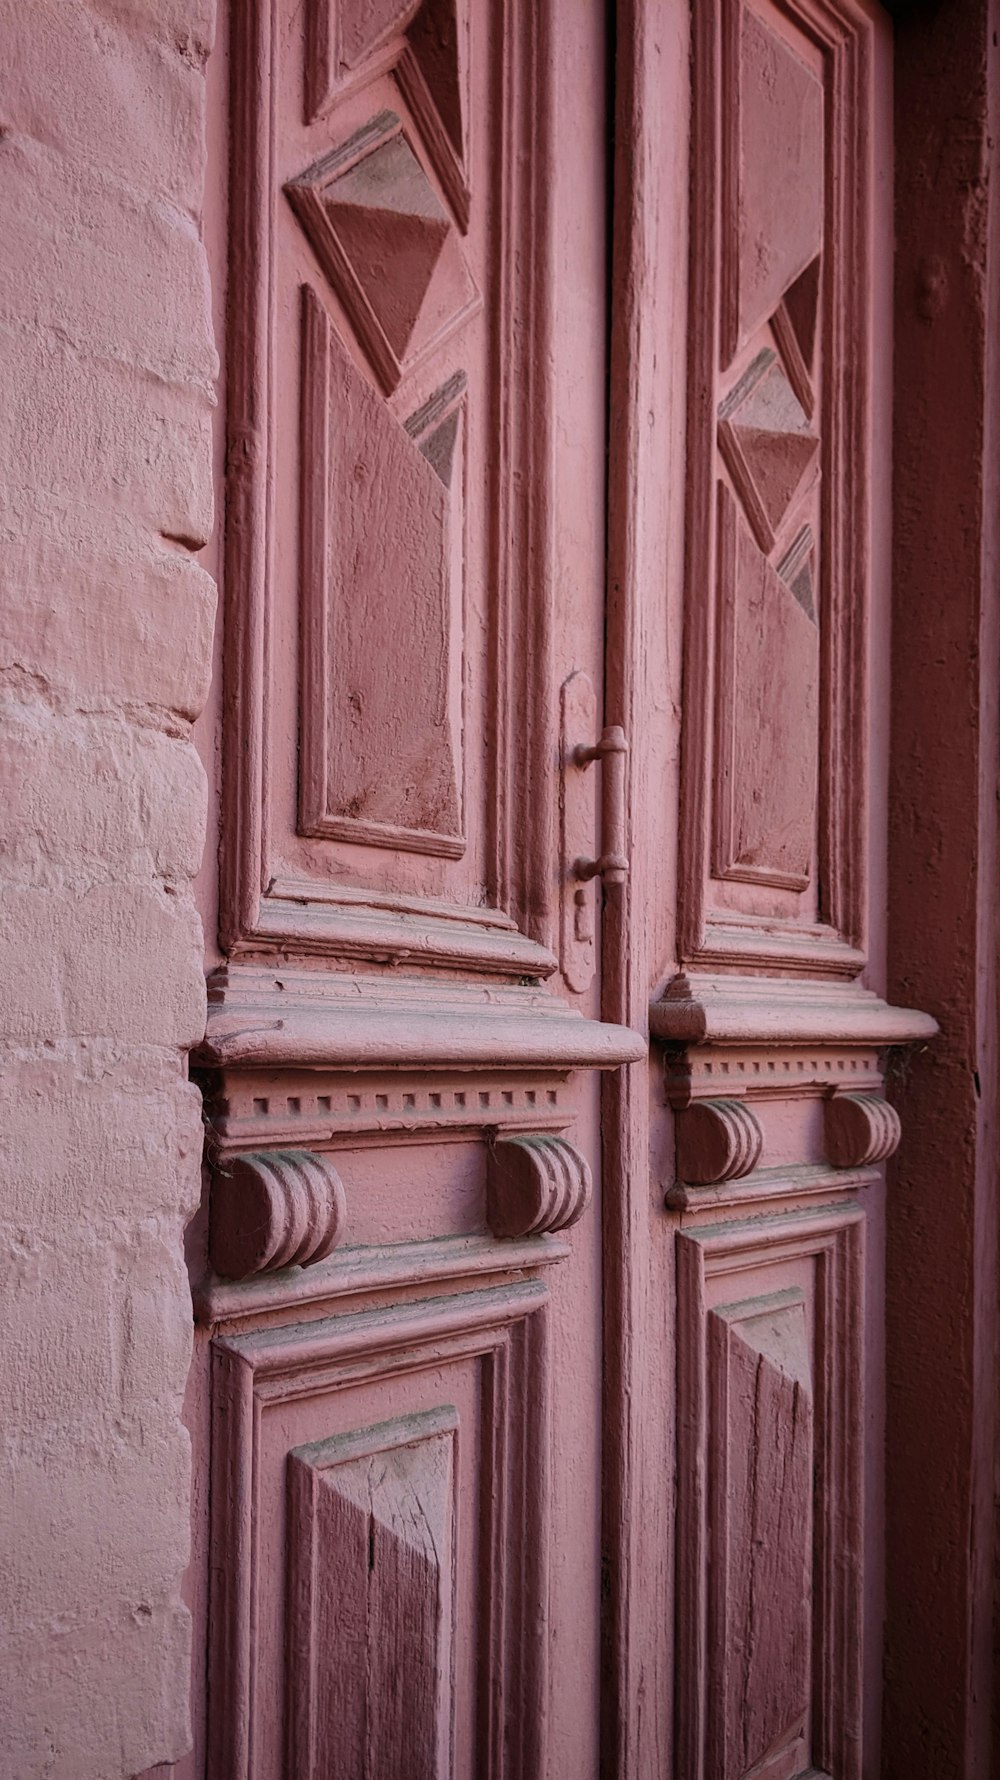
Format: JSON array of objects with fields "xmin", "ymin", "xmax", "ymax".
[
  {"xmin": 487, "ymin": 1134, "xmax": 592, "ymax": 1239},
  {"xmin": 675, "ymin": 1098, "xmax": 764, "ymax": 1186},
  {"xmin": 210, "ymin": 1149, "xmax": 347, "ymax": 1280},
  {"xmin": 824, "ymin": 1092, "xmax": 901, "ymax": 1168}
]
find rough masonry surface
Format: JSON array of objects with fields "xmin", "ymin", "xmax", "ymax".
[{"xmin": 0, "ymin": 3, "xmax": 217, "ymax": 1773}]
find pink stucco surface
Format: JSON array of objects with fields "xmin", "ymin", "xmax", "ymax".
[{"xmin": 0, "ymin": 4, "xmax": 217, "ymax": 1774}]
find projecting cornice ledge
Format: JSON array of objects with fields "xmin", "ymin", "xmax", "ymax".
[
  {"xmin": 199, "ymin": 965, "xmax": 645, "ymax": 1073},
  {"xmin": 650, "ymin": 972, "xmax": 938, "ymax": 1049}
]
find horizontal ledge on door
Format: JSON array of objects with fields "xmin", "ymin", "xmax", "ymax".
[
  {"xmin": 665, "ymin": 1160, "xmax": 880, "ymax": 1214},
  {"xmin": 194, "ymin": 1231, "xmax": 571, "ymax": 1325},
  {"xmin": 237, "ymin": 889, "xmax": 559, "ymax": 978},
  {"xmin": 651, "ymin": 971, "xmax": 938, "ymax": 1048},
  {"xmin": 199, "ymin": 965, "xmax": 646, "ymax": 1072}
]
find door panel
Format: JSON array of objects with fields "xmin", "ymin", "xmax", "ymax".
[
  {"xmin": 191, "ymin": 3, "xmax": 636, "ymax": 1778},
  {"xmin": 209, "ymin": 1280, "xmax": 553, "ymax": 1779},
  {"xmin": 604, "ymin": 2, "xmax": 933, "ymax": 1777},
  {"xmin": 221, "ymin": 0, "xmax": 547, "ymax": 971},
  {"xmin": 660, "ymin": 0, "xmax": 917, "ymax": 1767},
  {"xmin": 681, "ymin": 0, "xmax": 869, "ymax": 978}
]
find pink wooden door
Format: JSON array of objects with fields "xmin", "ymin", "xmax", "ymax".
[
  {"xmin": 600, "ymin": 2, "xmax": 933, "ymax": 1776},
  {"xmin": 186, "ymin": 2, "xmax": 935, "ymax": 1776},
  {"xmin": 187, "ymin": 3, "xmax": 639, "ymax": 1777}
]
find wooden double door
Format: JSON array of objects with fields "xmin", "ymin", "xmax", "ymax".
[{"xmin": 186, "ymin": 0, "xmax": 930, "ymax": 1774}]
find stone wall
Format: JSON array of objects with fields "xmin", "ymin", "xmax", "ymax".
[{"xmin": 0, "ymin": 4, "xmax": 216, "ymax": 1773}]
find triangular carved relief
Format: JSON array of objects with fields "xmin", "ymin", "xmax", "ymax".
[
  {"xmin": 405, "ymin": 369, "xmax": 466, "ymax": 485},
  {"xmin": 783, "ymin": 256, "xmax": 821, "ymax": 370},
  {"xmin": 408, "ymin": 0, "xmax": 464, "ymax": 160},
  {"xmin": 776, "ymin": 525, "xmax": 817, "ymax": 624},
  {"xmin": 772, "ymin": 254, "xmax": 822, "ymax": 420}
]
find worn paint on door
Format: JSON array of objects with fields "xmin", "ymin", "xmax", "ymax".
[
  {"xmin": 187, "ymin": 2, "xmax": 637, "ymax": 1777},
  {"xmin": 601, "ymin": 2, "xmax": 932, "ymax": 1777},
  {"xmin": 183, "ymin": 3, "xmax": 934, "ymax": 1776}
]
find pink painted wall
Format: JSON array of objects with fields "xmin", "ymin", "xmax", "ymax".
[{"xmin": 0, "ymin": 3, "xmax": 217, "ymax": 1774}]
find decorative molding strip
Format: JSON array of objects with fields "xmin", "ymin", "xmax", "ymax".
[
  {"xmin": 675, "ymin": 1098, "xmax": 763, "ymax": 1185},
  {"xmin": 204, "ymin": 1068, "xmax": 572, "ymax": 1156},
  {"xmin": 194, "ymin": 1231, "xmax": 571, "ymax": 1327},
  {"xmin": 825, "ymin": 1091, "xmax": 901, "ymax": 1169},
  {"xmin": 662, "ymin": 1037, "xmax": 887, "ymax": 1114},
  {"xmin": 487, "ymin": 1135, "xmax": 592, "ymax": 1238},
  {"xmin": 209, "ymin": 1149, "xmax": 347, "ymax": 1281}
]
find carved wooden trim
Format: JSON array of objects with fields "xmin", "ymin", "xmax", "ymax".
[
  {"xmin": 487, "ymin": 0, "xmax": 558, "ymax": 947},
  {"xmin": 676, "ymin": 1204, "xmax": 865, "ymax": 1779},
  {"xmin": 711, "ymin": 483, "xmax": 816, "ymax": 894},
  {"xmin": 208, "ymin": 1280, "xmax": 551, "ymax": 1779},
  {"xmin": 295, "ymin": 282, "xmax": 469, "ymax": 855},
  {"xmin": 253, "ymin": 878, "xmax": 556, "ymax": 977},
  {"xmin": 487, "ymin": 1134, "xmax": 592, "ymax": 1238},
  {"xmin": 655, "ymin": 977, "xmax": 926, "ymax": 1212},
  {"xmin": 286, "ymin": 114, "xmax": 480, "ymax": 396},
  {"xmin": 825, "ymin": 1090, "xmax": 901, "ymax": 1168},
  {"xmin": 675, "ymin": 1098, "xmax": 763, "ymax": 1186},
  {"xmin": 203, "ymin": 1064, "xmax": 574, "ymax": 1157},
  {"xmin": 208, "ymin": 1149, "xmax": 347, "ymax": 1280}
]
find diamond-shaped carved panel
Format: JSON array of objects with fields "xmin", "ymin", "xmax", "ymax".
[
  {"xmin": 306, "ymin": 0, "xmax": 467, "ymax": 227},
  {"xmin": 719, "ymin": 348, "xmax": 819, "ymax": 555},
  {"xmin": 286, "ymin": 111, "xmax": 480, "ymax": 393}
]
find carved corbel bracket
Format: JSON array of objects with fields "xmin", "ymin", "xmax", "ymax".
[
  {"xmin": 487, "ymin": 1134, "xmax": 592, "ymax": 1239},
  {"xmin": 652, "ymin": 974, "xmax": 934, "ymax": 1209},
  {"xmin": 824, "ymin": 1091, "xmax": 901, "ymax": 1168},
  {"xmin": 675, "ymin": 1098, "xmax": 764, "ymax": 1185},
  {"xmin": 210, "ymin": 1149, "xmax": 347, "ymax": 1281}
]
